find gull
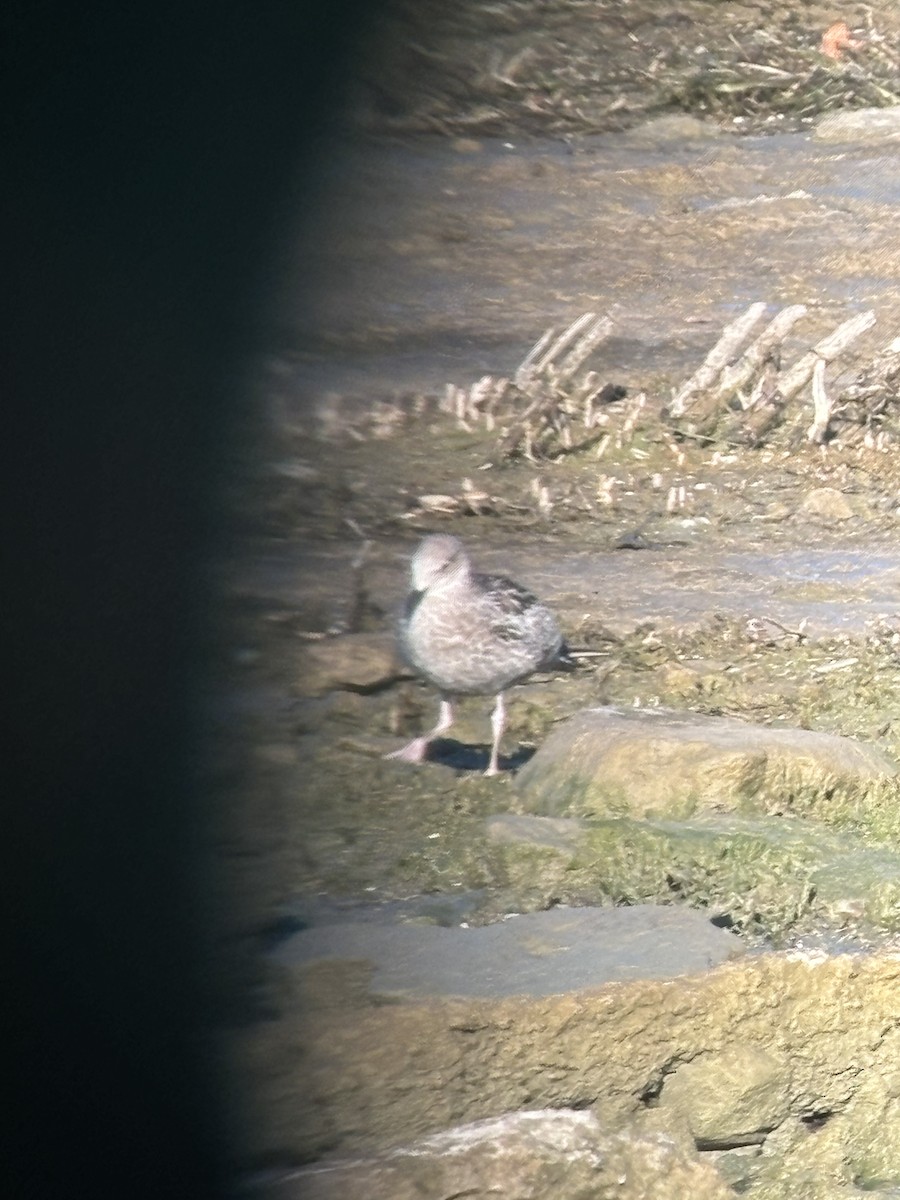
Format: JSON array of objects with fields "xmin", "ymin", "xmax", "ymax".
[{"xmin": 387, "ymin": 534, "xmax": 572, "ymax": 776}]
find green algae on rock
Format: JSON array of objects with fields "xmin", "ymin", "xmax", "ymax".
[{"xmin": 514, "ymin": 707, "xmax": 897, "ymax": 820}]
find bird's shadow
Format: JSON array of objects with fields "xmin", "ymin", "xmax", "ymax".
[{"xmin": 426, "ymin": 738, "xmax": 536, "ymax": 774}]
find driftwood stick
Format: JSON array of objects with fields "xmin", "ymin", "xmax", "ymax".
[
  {"xmin": 719, "ymin": 354, "xmax": 786, "ymax": 447},
  {"xmin": 482, "ymin": 378, "xmax": 509, "ymax": 431},
  {"xmin": 739, "ymin": 389, "xmax": 787, "ymax": 447},
  {"xmin": 568, "ymin": 371, "xmax": 606, "ymax": 425},
  {"xmin": 570, "ymin": 370, "xmax": 602, "ymax": 401},
  {"xmin": 454, "ymin": 386, "xmax": 470, "ymax": 428},
  {"xmin": 668, "ymin": 302, "xmax": 767, "ymax": 416},
  {"xmin": 514, "ymin": 327, "xmax": 557, "ymax": 388},
  {"xmin": 556, "ymin": 314, "xmax": 615, "ymax": 382},
  {"xmin": 499, "ymin": 312, "xmax": 618, "ymax": 457},
  {"xmin": 842, "ymin": 334, "xmax": 900, "ymax": 402},
  {"xmin": 440, "ymin": 383, "xmax": 459, "ymax": 414},
  {"xmin": 522, "ymin": 312, "xmax": 600, "ymax": 385},
  {"xmin": 553, "ymin": 424, "xmax": 615, "ymax": 458},
  {"xmin": 714, "ymin": 304, "xmax": 807, "ymax": 404},
  {"xmin": 807, "ymin": 357, "xmax": 832, "ymax": 443},
  {"xmin": 466, "ymin": 375, "xmax": 498, "ymax": 420},
  {"xmin": 497, "ymin": 384, "xmax": 550, "ymax": 452},
  {"xmin": 497, "ymin": 388, "xmax": 559, "ymax": 457},
  {"xmin": 778, "ymin": 310, "xmax": 876, "ymax": 401}
]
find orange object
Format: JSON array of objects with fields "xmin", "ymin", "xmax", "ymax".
[{"xmin": 820, "ymin": 21, "xmax": 863, "ymax": 60}]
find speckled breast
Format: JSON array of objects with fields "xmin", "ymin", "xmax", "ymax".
[{"xmin": 403, "ymin": 586, "xmax": 562, "ymax": 696}]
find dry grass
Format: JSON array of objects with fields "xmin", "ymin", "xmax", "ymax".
[{"xmin": 356, "ymin": 1, "xmax": 900, "ymax": 137}]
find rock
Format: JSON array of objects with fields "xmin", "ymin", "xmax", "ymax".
[
  {"xmin": 252, "ymin": 1110, "xmax": 733, "ymax": 1200},
  {"xmin": 800, "ymin": 488, "xmax": 855, "ymax": 521},
  {"xmin": 659, "ymin": 658, "xmax": 729, "ymax": 697},
  {"xmin": 814, "ymin": 108, "xmax": 900, "ymax": 143},
  {"xmin": 659, "ymin": 1045, "xmax": 791, "ymax": 1148},
  {"xmin": 514, "ymin": 707, "xmax": 895, "ymax": 819},
  {"xmin": 298, "ymin": 632, "xmax": 405, "ymax": 695},
  {"xmin": 270, "ymin": 903, "xmax": 744, "ymax": 999},
  {"xmin": 760, "ymin": 501, "xmax": 792, "ymax": 522},
  {"xmin": 628, "ymin": 114, "xmax": 722, "ymax": 144},
  {"xmin": 235, "ymin": 949, "xmax": 900, "ymax": 1172}
]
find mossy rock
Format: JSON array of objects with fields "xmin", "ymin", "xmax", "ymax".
[{"xmin": 515, "ymin": 707, "xmax": 896, "ymax": 820}]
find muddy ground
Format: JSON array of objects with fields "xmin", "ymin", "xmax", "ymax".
[{"xmin": 208, "ymin": 0, "xmax": 900, "ymax": 1172}]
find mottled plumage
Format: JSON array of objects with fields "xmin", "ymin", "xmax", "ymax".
[{"xmin": 387, "ymin": 534, "xmax": 572, "ymax": 775}]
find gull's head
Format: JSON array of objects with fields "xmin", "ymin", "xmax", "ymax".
[{"xmin": 410, "ymin": 534, "xmax": 470, "ymax": 592}]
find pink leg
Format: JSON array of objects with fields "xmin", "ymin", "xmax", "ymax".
[
  {"xmin": 386, "ymin": 698, "xmax": 454, "ymax": 765},
  {"xmin": 484, "ymin": 692, "xmax": 506, "ymax": 777}
]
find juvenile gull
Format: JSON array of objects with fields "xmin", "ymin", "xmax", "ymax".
[{"xmin": 387, "ymin": 534, "xmax": 572, "ymax": 776}]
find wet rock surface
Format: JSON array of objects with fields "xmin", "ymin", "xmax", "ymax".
[{"xmin": 271, "ymin": 903, "xmax": 744, "ymax": 998}]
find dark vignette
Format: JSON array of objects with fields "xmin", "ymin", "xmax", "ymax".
[{"xmin": 3, "ymin": 3, "xmax": 379, "ymax": 1194}]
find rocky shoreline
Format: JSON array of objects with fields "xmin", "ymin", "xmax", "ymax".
[{"xmin": 216, "ymin": 3, "xmax": 900, "ymax": 1195}]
